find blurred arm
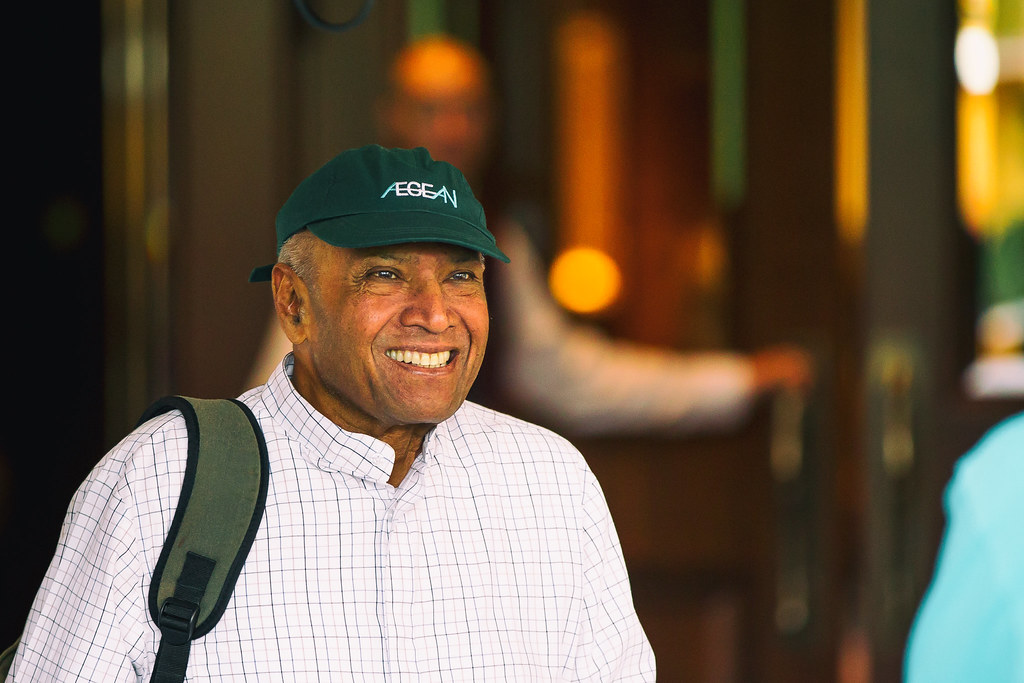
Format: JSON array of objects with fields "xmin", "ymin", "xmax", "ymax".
[{"xmin": 494, "ymin": 221, "xmax": 812, "ymax": 437}]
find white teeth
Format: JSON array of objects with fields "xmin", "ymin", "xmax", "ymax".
[{"xmin": 387, "ymin": 349, "xmax": 451, "ymax": 368}]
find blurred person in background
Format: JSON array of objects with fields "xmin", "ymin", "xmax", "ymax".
[
  {"xmin": 248, "ymin": 34, "xmax": 813, "ymax": 436},
  {"xmin": 903, "ymin": 410, "xmax": 1024, "ymax": 681}
]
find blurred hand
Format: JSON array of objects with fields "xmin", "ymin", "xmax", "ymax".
[{"xmin": 750, "ymin": 344, "xmax": 815, "ymax": 395}]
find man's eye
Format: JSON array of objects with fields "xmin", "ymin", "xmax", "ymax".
[
  {"xmin": 449, "ymin": 271, "xmax": 478, "ymax": 282},
  {"xmin": 369, "ymin": 269, "xmax": 399, "ymax": 280}
]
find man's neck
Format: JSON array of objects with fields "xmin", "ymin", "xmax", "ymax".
[{"xmin": 382, "ymin": 427, "xmax": 430, "ymax": 486}]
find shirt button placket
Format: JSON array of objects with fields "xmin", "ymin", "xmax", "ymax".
[{"xmin": 380, "ymin": 495, "xmax": 397, "ymax": 677}]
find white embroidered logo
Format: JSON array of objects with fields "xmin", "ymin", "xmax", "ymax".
[{"xmin": 380, "ymin": 181, "xmax": 458, "ymax": 208}]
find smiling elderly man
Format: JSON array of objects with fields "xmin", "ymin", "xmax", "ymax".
[{"xmin": 9, "ymin": 145, "xmax": 655, "ymax": 681}]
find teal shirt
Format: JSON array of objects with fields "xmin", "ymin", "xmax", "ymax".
[{"xmin": 904, "ymin": 412, "xmax": 1024, "ymax": 681}]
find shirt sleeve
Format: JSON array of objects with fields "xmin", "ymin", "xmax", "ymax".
[
  {"xmin": 903, "ymin": 414, "xmax": 1024, "ymax": 682},
  {"xmin": 9, "ymin": 420, "xmax": 187, "ymax": 682},
  {"xmin": 494, "ymin": 220, "xmax": 755, "ymax": 437},
  {"xmin": 572, "ymin": 472, "xmax": 656, "ymax": 681}
]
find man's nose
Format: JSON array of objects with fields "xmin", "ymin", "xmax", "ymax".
[{"xmin": 400, "ymin": 280, "xmax": 451, "ymax": 332}]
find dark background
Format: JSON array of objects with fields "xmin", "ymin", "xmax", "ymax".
[{"xmin": 2, "ymin": 2, "xmax": 106, "ymax": 646}]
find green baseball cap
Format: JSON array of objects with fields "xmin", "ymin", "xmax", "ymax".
[{"xmin": 248, "ymin": 144, "xmax": 509, "ymax": 282}]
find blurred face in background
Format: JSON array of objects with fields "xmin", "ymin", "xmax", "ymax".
[{"xmin": 379, "ymin": 37, "xmax": 495, "ymax": 184}]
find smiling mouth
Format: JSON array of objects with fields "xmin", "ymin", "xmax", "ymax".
[{"xmin": 385, "ymin": 349, "xmax": 453, "ymax": 368}]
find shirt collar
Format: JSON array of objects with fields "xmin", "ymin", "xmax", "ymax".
[{"xmin": 262, "ymin": 353, "xmax": 449, "ymax": 482}]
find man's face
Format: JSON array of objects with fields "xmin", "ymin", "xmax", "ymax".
[{"xmin": 290, "ymin": 241, "xmax": 489, "ymax": 439}]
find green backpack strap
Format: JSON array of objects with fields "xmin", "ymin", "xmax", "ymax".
[
  {"xmin": 0, "ymin": 639, "xmax": 17, "ymax": 680},
  {"xmin": 140, "ymin": 396, "xmax": 269, "ymax": 683}
]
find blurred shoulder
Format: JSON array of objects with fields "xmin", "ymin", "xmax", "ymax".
[
  {"xmin": 945, "ymin": 411, "xmax": 1024, "ymax": 522},
  {"xmin": 953, "ymin": 411, "xmax": 1024, "ymax": 484}
]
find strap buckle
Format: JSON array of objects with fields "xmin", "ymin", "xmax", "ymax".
[{"xmin": 157, "ymin": 597, "xmax": 199, "ymax": 646}]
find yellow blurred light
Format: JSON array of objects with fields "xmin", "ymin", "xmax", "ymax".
[
  {"xmin": 956, "ymin": 25, "xmax": 1000, "ymax": 94},
  {"xmin": 695, "ymin": 225, "xmax": 727, "ymax": 289},
  {"xmin": 548, "ymin": 247, "xmax": 622, "ymax": 314},
  {"xmin": 957, "ymin": 90, "xmax": 998, "ymax": 235},
  {"xmin": 835, "ymin": 0, "xmax": 868, "ymax": 247},
  {"xmin": 391, "ymin": 34, "xmax": 488, "ymax": 100},
  {"xmin": 554, "ymin": 11, "xmax": 624, "ymax": 252}
]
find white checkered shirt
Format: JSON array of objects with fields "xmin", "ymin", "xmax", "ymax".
[{"xmin": 11, "ymin": 356, "xmax": 655, "ymax": 681}]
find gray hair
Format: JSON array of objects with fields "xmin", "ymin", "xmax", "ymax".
[{"xmin": 277, "ymin": 229, "xmax": 321, "ymax": 283}]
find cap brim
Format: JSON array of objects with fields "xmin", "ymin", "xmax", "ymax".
[
  {"xmin": 249, "ymin": 264, "xmax": 275, "ymax": 282},
  {"xmin": 309, "ymin": 210, "xmax": 509, "ymax": 262},
  {"xmin": 248, "ymin": 210, "xmax": 510, "ymax": 283}
]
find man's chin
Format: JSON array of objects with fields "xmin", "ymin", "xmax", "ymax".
[
  {"xmin": 402, "ymin": 408, "xmax": 461, "ymax": 427},
  {"xmin": 394, "ymin": 398, "xmax": 467, "ymax": 428}
]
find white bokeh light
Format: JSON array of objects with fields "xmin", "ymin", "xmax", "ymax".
[{"xmin": 955, "ymin": 25, "xmax": 1000, "ymax": 95}]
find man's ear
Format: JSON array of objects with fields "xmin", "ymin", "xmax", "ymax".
[{"xmin": 271, "ymin": 263, "xmax": 311, "ymax": 345}]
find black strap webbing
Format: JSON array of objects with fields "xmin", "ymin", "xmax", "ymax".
[
  {"xmin": 151, "ymin": 552, "xmax": 215, "ymax": 683},
  {"xmin": 140, "ymin": 397, "xmax": 269, "ymax": 683}
]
